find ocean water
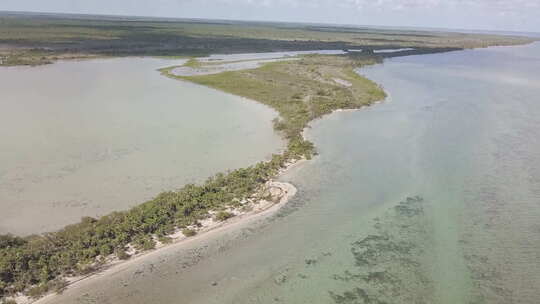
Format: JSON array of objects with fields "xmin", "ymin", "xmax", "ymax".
[
  {"xmin": 0, "ymin": 57, "xmax": 283, "ymax": 235},
  {"xmin": 39, "ymin": 42, "xmax": 540, "ymax": 304}
]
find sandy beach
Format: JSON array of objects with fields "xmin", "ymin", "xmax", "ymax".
[{"xmin": 25, "ymin": 173, "xmax": 299, "ymax": 304}]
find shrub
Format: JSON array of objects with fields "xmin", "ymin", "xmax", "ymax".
[
  {"xmin": 316, "ymin": 89, "xmax": 328, "ymax": 96},
  {"xmin": 292, "ymin": 93, "xmax": 302, "ymax": 100},
  {"xmin": 27, "ymin": 284, "xmax": 49, "ymax": 299},
  {"xmin": 99, "ymin": 244, "xmax": 113, "ymax": 256},
  {"xmin": 184, "ymin": 58, "xmax": 201, "ymax": 68},
  {"xmin": 158, "ymin": 235, "xmax": 173, "ymax": 244},
  {"xmin": 214, "ymin": 211, "xmax": 234, "ymax": 222},
  {"xmin": 0, "ymin": 234, "xmax": 26, "ymax": 249},
  {"xmin": 272, "ymin": 118, "xmax": 287, "ymax": 131},
  {"xmin": 77, "ymin": 264, "xmax": 96, "ymax": 276},
  {"xmin": 182, "ymin": 229, "xmax": 197, "ymax": 237},
  {"xmin": 49, "ymin": 278, "xmax": 68, "ymax": 294},
  {"xmin": 133, "ymin": 236, "xmax": 156, "ymax": 251},
  {"xmin": 115, "ymin": 248, "xmax": 131, "ymax": 260}
]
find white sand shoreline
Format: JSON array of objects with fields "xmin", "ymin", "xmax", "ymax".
[{"xmin": 25, "ymin": 161, "xmax": 301, "ymax": 304}]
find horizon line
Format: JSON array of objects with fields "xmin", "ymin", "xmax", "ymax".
[{"xmin": 1, "ymin": 9, "xmax": 539, "ymax": 37}]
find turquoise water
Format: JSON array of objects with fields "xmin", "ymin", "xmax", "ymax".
[
  {"xmin": 42, "ymin": 42, "xmax": 540, "ymax": 304},
  {"xmin": 0, "ymin": 58, "xmax": 283, "ymax": 235}
]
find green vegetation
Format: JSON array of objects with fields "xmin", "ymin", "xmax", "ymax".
[
  {"xmin": 158, "ymin": 235, "xmax": 173, "ymax": 244},
  {"xmin": 183, "ymin": 58, "xmax": 201, "ymax": 68},
  {"xmin": 27, "ymin": 278, "xmax": 68, "ymax": 299},
  {"xmin": 182, "ymin": 229, "xmax": 197, "ymax": 237},
  {"xmin": 214, "ymin": 211, "xmax": 234, "ymax": 222},
  {"xmin": 0, "ymin": 52, "xmax": 386, "ymax": 301},
  {"xmin": 164, "ymin": 54, "xmax": 386, "ymax": 159},
  {"xmin": 115, "ymin": 247, "xmax": 130, "ymax": 260},
  {"xmin": 0, "ymin": 49, "xmax": 102, "ymax": 66},
  {"xmin": 0, "ymin": 12, "xmax": 534, "ymax": 66}
]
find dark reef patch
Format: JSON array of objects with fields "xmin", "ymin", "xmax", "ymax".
[{"xmin": 329, "ymin": 196, "xmax": 434, "ymax": 304}]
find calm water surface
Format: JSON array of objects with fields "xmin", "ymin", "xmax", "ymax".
[
  {"xmin": 42, "ymin": 42, "xmax": 540, "ymax": 304},
  {"xmin": 0, "ymin": 58, "xmax": 283, "ymax": 235}
]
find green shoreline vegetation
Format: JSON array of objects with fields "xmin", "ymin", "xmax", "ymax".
[
  {"xmin": 0, "ymin": 51, "xmax": 386, "ymax": 302},
  {"xmin": 161, "ymin": 55, "xmax": 387, "ymax": 159},
  {"xmin": 0, "ymin": 12, "xmax": 536, "ymax": 303}
]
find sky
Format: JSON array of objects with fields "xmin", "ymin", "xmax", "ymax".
[{"xmin": 1, "ymin": 0, "xmax": 539, "ymax": 33}]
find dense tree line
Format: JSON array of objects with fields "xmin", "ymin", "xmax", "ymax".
[{"xmin": 0, "ymin": 154, "xmax": 288, "ymax": 300}]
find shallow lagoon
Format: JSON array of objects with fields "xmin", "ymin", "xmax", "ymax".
[
  {"xmin": 37, "ymin": 42, "xmax": 540, "ymax": 304},
  {"xmin": 0, "ymin": 57, "xmax": 283, "ymax": 235}
]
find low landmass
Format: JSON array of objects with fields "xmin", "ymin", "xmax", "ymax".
[
  {"xmin": 0, "ymin": 11, "xmax": 535, "ymax": 66},
  {"xmin": 0, "ymin": 11, "xmax": 537, "ymax": 304}
]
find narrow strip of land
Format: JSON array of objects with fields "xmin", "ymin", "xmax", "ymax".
[
  {"xmin": 0, "ymin": 51, "xmax": 387, "ymax": 303},
  {"xmin": 1, "ymin": 15, "xmax": 536, "ymax": 303}
]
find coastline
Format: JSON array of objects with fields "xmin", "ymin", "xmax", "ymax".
[
  {"xmin": 27, "ymin": 165, "xmax": 300, "ymax": 304},
  {"xmin": 24, "ymin": 42, "xmax": 538, "ymax": 304},
  {"xmin": 6, "ymin": 52, "xmax": 388, "ymax": 304},
  {"xmin": 2, "ymin": 15, "xmax": 539, "ymax": 302},
  {"xmin": 24, "ymin": 81, "xmax": 371, "ymax": 304}
]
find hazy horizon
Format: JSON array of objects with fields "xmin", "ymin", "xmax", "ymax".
[
  {"xmin": 2, "ymin": 9, "xmax": 539, "ymax": 36},
  {"xmin": 1, "ymin": 0, "xmax": 539, "ymax": 33}
]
